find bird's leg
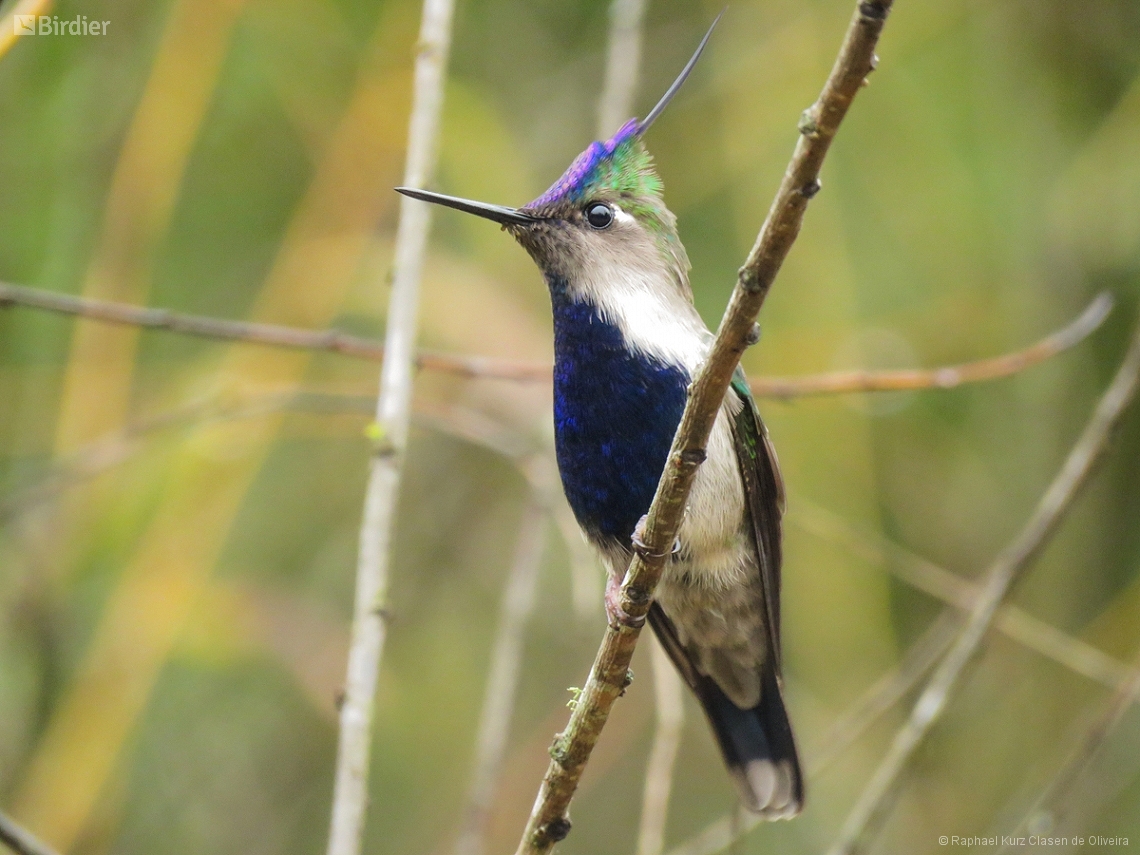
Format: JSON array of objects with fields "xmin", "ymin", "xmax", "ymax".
[{"xmin": 605, "ymin": 516, "xmax": 683, "ymax": 629}]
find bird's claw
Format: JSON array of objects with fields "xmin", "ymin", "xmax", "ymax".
[
  {"xmin": 631, "ymin": 515, "xmax": 681, "ymax": 559},
  {"xmin": 605, "ymin": 574, "xmax": 646, "ymax": 629}
]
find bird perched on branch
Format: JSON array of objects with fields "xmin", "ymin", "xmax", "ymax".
[{"xmin": 397, "ymin": 19, "xmax": 802, "ymax": 818}]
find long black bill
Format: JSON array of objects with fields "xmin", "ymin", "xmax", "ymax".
[{"xmin": 395, "ymin": 187, "xmax": 538, "ymax": 226}]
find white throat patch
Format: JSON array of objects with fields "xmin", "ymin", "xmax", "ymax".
[{"xmin": 568, "ymin": 205, "xmax": 711, "ymax": 371}]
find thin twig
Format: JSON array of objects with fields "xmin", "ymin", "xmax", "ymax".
[
  {"xmin": 0, "ymin": 391, "xmax": 518, "ymax": 532},
  {"xmin": 827, "ymin": 313, "xmax": 1140, "ymax": 855},
  {"xmin": 0, "ymin": 284, "xmax": 1109, "ymax": 395},
  {"xmin": 806, "ymin": 611, "xmax": 960, "ymax": 780},
  {"xmin": 325, "ymin": 0, "xmax": 456, "ymax": 852},
  {"xmin": 792, "ymin": 500, "xmax": 1136, "ymax": 692},
  {"xmin": 0, "ymin": 389, "xmax": 385, "ymax": 526},
  {"xmin": 636, "ymin": 638, "xmax": 687, "ymax": 855},
  {"xmin": 0, "ymin": 394, "xmax": 289, "ymax": 524},
  {"xmin": 0, "ymin": 280, "xmax": 389, "ymax": 360},
  {"xmin": 997, "ymin": 642, "xmax": 1140, "ymax": 853},
  {"xmin": 750, "ymin": 293, "xmax": 1113, "ymax": 397},
  {"xmin": 0, "ymin": 810, "xmax": 60, "ymax": 855},
  {"xmin": 454, "ymin": 499, "xmax": 547, "ymax": 855},
  {"xmin": 596, "ymin": 0, "xmax": 649, "ymax": 136},
  {"xmin": 513, "ymin": 5, "xmax": 893, "ymax": 852},
  {"xmin": 412, "ymin": 399, "xmax": 603, "ymax": 620}
]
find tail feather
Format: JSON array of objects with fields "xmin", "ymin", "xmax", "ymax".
[
  {"xmin": 648, "ymin": 604, "xmax": 803, "ymax": 818},
  {"xmin": 696, "ymin": 664, "xmax": 803, "ymax": 818}
]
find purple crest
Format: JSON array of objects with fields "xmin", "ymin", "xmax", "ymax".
[
  {"xmin": 527, "ymin": 119, "xmax": 640, "ymax": 209},
  {"xmin": 525, "ymin": 15, "xmax": 718, "ymax": 210}
]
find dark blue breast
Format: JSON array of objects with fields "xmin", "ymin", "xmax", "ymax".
[{"xmin": 548, "ymin": 278, "xmax": 689, "ymax": 542}]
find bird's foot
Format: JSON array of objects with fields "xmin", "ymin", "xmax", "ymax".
[
  {"xmin": 605, "ymin": 574, "xmax": 645, "ymax": 629},
  {"xmin": 630, "ymin": 515, "xmax": 682, "ymax": 560}
]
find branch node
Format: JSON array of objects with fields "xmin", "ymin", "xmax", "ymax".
[
  {"xmin": 745, "ymin": 323, "xmax": 762, "ymax": 346},
  {"xmin": 549, "ymin": 733, "xmax": 571, "ymax": 765},
  {"xmin": 858, "ymin": 1, "xmax": 889, "ymax": 21},
  {"xmin": 679, "ymin": 448, "xmax": 707, "ymax": 467},
  {"xmin": 535, "ymin": 817, "xmax": 572, "ymax": 846},
  {"xmin": 801, "ymin": 179, "xmax": 822, "ymax": 199},
  {"xmin": 371, "ymin": 440, "xmax": 398, "ymax": 459},
  {"xmin": 626, "ymin": 585, "xmax": 650, "ymax": 607},
  {"xmin": 798, "ymin": 109, "xmax": 820, "ymax": 137},
  {"xmin": 373, "ymin": 605, "xmax": 393, "ymax": 622}
]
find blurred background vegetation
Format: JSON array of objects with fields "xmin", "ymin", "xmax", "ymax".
[{"xmin": 1, "ymin": 0, "xmax": 1139, "ymax": 853}]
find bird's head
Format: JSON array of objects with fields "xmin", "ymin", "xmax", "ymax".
[{"xmin": 397, "ymin": 17, "xmax": 719, "ymax": 298}]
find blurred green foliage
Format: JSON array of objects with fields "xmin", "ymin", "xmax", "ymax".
[{"xmin": 1, "ymin": 0, "xmax": 1139, "ymax": 853}]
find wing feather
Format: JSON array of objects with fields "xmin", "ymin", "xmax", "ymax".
[{"xmin": 728, "ymin": 368, "xmax": 786, "ymax": 668}]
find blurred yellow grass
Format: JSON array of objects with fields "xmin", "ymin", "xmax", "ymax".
[
  {"xmin": 9, "ymin": 4, "xmax": 419, "ymax": 847},
  {"xmin": 53, "ymin": 0, "xmax": 248, "ymax": 455},
  {"xmin": 0, "ymin": 0, "xmax": 54, "ymax": 62}
]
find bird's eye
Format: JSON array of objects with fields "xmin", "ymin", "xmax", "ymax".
[{"xmin": 585, "ymin": 202, "xmax": 614, "ymax": 230}]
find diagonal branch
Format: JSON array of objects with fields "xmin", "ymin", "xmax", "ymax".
[
  {"xmin": 792, "ymin": 500, "xmax": 1136, "ymax": 692},
  {"xmin": 0, "ymin": 283, "xmax": 1109, "ymax": 394},
  {"xmin": 325, "ymin": 0, "xmax": 456, "ymax": 853},
  {"xmin": 997, "ymin": 641, "xmax": 1140, "ymax": 852},
  {"xmin": 513, "ymin": 4, "xmax": 895, "ymax": 852},
  {"xmin": 596, "ymin": 0, "xmax": 649, "ymax": 137},
  {"xmin": 827, "ymin": 312, "xmax": 1140, "ymax": 855}
]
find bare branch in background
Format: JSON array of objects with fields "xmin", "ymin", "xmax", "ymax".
[
  {"xmin": 0, "ymin": 280, "xmax": 389, "ymax": 360},
  {"xmin": 454, "ymin": 500, "xmax": 547, "ymax": 855},
  {"xmin": 792, "ymin": 500, "xmax": 1136, "ymax": 691},
  {"xmin": 514, "ymin": 5, "xmax": 894, "ymax": 852},
  {"xmin": 997, "ymin": 643, "xmax": 1140, "ymax": 853},
  {"xmin": 636, "ymin": 639, "xmax": 686, "ymax": 855},
  {"xmin": 596, "ymin": 0, "xmax": 649, "ymax": 136},
  {"xmin": 0, "ymin": 810, "xmax": 60, "ymax": 855},
  {"xmin": 0, "ymin": 393, "xmax": 294, "ymax": 524},
  {"xmin": 0, "ymin": 391, "xmax": 509, "ymax": 529},
  {"xmin": 751, "ymin": 293, "xmax": 1113, "ymax": 397},
  {"xmin": 553, "ymin": 498, "xmax": 602, "ymax": 622},
  {"xmin": 0, "ymin": 285, "xmax": 1109, "ymax": 395},
  {"xmin": 326, "ymin": 0, "xmax": 456, "ymax": 852},
  {"xmin": 827, "ymin": 313, "xmax": 1140, "ymax": 855},
  {"xmin": 806, "ymin": 612, "xmax": 959, "ymax": 779}
]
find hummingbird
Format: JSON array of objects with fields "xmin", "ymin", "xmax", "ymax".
[{"xmin": 397, "ymin": 20, "xmax": 802, "ymax": 818}]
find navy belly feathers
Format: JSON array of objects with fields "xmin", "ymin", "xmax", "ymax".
[{"xmin": 550, "ymin": 284, "xmax": 689, "ymax": 543}]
